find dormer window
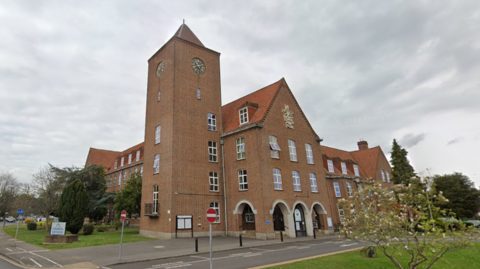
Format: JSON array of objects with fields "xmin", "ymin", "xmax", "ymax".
[
  {"xmin": 327, "ymin": 159, "xmax": 334, "ymax": 173},
  {"xmin": 239, "ymin": 107, "xmax": 248, "ymax": 125},
  {"xmin": 353, "ymin": 164, "xmax": 360, "ymax": 177},
  {"xmin": 341, "ymin": 162, "xmax": 347, "ymax": 174}
]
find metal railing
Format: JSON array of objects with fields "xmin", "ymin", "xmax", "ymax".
[{"xmin": 144, "ymin": 203, "xmax": 159, "ymax": 216}]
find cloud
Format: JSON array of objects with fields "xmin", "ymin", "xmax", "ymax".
[
  {"xmin": 447, "ymin": 137, "xmax": 463, "ymax": 146},
  {"xmin": 400, "ymin": 133, "xmax": 427, "ymax": 148}
]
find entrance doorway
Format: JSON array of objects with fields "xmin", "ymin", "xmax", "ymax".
[
  {"xmin": 273, "ymin": 205, "xmax": 284, "ymax": 231},
  {"xmin": 294, "ymin": 205, "xmax": 306, "ymax": 237},
  {"xmin": 241, "ymin": 205, "xmax": 255, "ymax": 230}
]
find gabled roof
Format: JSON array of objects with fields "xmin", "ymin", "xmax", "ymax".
[
  {"xmin": 174, "ymin": 23, "xmax": 204, "ymax": 47},
  {"xmin": 85, "ymin": 148, "xmax": 119, "ymax": 168},
  {"xmin": 222, "ymin": 79, "xmax": 283, "ymax": 133},
  {"xmin": 321, "ymin": 146, "xmax": 363, "ymax": 178},
  {"xmin": 351, "ymin": 146, "xmax": 382, "ymax": 179}
]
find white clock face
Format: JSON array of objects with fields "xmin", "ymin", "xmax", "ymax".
[{"xmin": 156, "ymin": 61, "xmax": 165, "ymax": 78}]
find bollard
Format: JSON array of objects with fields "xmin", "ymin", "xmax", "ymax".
[
  {"xmin": 280, "ymin": 231, "xmax": 284, "ymax": 242},
  {"xmin": 239, "ymin": 234, "xmax": 243, "ymax": 247},
  {"xmin": 195, "ymin": 238, "xmax": 198, "ymax": 252},
  {"xmin": 313, "ymin": 228, "xmax": 316, "ymax": 239}
]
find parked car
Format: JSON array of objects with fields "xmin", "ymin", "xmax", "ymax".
[
  {"xmin": 0, "ymin": 216, "xmax": 3, "ymax": 222},
  {"xmin": 464, "ymin": 220, "xmax": 480, "ymax": 228},
  {"xmin": 6, "ymin": 217, "xmax": 16, "ymax": 223}
]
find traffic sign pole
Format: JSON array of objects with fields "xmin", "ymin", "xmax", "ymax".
[
  {"xmin": 14, "ymin": 209, "xmax": 23, "ymax": 247},
  {"xmin": 210, "ymin": 222, "xmax": 212, "ymax": 269},
  {"xmin": 206, "ymin": 208, "xmax": 216, "ymax": 269},
  {"xmin": 119, "ymin": 210, "xmax": 126, "ymax": 260}
]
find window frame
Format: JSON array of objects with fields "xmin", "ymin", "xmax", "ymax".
[
  {"xmin": 207, "ymin": 113, "xmax": 217, "ymax": 131},
  {"xmin": 155, "ymin": 125, "xmax": 161, "ymax": 144},
  {"xmin": 292, "ymin": 171, "xmax": 301, "ymax": 191},
  {"xmin": 338, "ymin": 205, "xmax": 345, "ymax": 221},
  {"xmin": 309, "ymin": 173, "xmax": 318, "ymax": 193},
  {"xmin": 209, "ymin": 172, "xmax": 219, "ymax": 192},
  {"xmin": 121, "ymin": 157, "xmax": 124, "ymax": 167},
  {"xmin": 244, "ymin": 207, "xmax": 254, "ymax": 223},
  {"xmin": 327, "ymin": 159, "xmax": 334, "ymax": 173},
  {"xmin": 353, "ymin": 164, "xmax": 360, "ymax": 176},
  {"xmin": 197, "ymin": 88, "xmax": 201, "ymax": 100},
  {"xmin": 209, "ymin": 202, "xmax": 220, "ymax": 223},
  {"xmin": 381, "ymin": 170, "xmax": 386, "ymax": 182},
  {"xmin": 123, "ymin": 171, "xmax": 127, "ymax": 184},
  {"xmin": 128, "ymin": 154, "xmax": 132, "ymax": 164},
  {"xmin": 114, "ymin": 160, "xmax": 118, "ymax": 169},
  {"xmin": 386, "ymin": 171, "xmax": 391, "ymax": 182},
  {"xmin": 334, "ymin": 182, "xmax": 341, "ymax": 197},
  {"xmin": 346, "ymin": 182, "xmax": 353, "ymax": 197},
  {"xmin": 153, "ymin": 154, "xmax": 160, "ymax": 174},
  {"xmin": 269, "ymin": 136, "xmax": 280, "ymax": 159},
  {"xmin": 136, "ymin": 150, "xmax": 140, "ymax": 162},
  {"xmin": 236, "ymin": 137, "xmax": 245, "ymax": 160},
  {"xmin": 153, "ymin": 185, "xmax": 158, "ymax": 214},
  {"xmin": 239, "ymin": 107, "xmax": 248, "ymax": 125},
  {"xmin": 273, "ymin": 168, "xmax": 283, "ymax": 190},
  {"xmin": 288, "ymin": 140, "xmax": 297, "ymax": 162},
  {"xmin": 208, "ymin": 141, "xmax": 218, "ymax": 162},
  {"xmin": 305, "ymin": 143, "xmax": 314, "ymax": 164},
  {"xmin": 157, "ymin": 90, "xmax": 161, "ymax": 101},
  {"xmin": 341, "ymin": 162, "xmax": 347, "ymax": 174},
  {"xmin": 238, "ymin": 169, "xmax": 248, "ymax": 190}
]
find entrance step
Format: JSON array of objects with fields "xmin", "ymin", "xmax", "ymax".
[
  {"xmin": 241, "ymin": 230, "xmax": 256, "ymax": 239},
  {"xmin": 274, "ymin": 231, "xmax": 287, "ymax": 239}
]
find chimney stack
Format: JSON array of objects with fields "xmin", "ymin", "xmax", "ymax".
[{"xmin": 358, "ymin": 140, "xmax": 368, "ymax": 150}]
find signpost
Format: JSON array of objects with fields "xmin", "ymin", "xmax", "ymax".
[
  {"xmin": 14, "ymin": 209, "xmax": 23, "ymax": 247},
  {"xmin": 206, "ymin": 208, "xmax": 216, "ymax": 269},
  {"xmin": 119, "ymin": 210, "xmax": 127, "ymax": 260}
]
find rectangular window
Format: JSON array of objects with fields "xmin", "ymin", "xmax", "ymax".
[
  {"xmin": 114, "ymin": 160, "xmax": 118, "ymax": 169},
  {"xmin": 269, "ymin": 136, "xmax": 281, "ymax": 159},
  {"xmin": 114, "ymin": 175, "xmax": 117, "ymax": 187},
  {"xmin": 327, "ymin": 159, "xmax": 334, "ymax": 173},
  {"xmin": 209, "ymin": 172, "xmax": 219, "ymax": 192},
  {"xmin": 128, "ymin": 154, "xmax": 132, "ymax": 164},
  {"xmin": 386, "ymin": 171, "xmax": 390, "ymax": 182},
  {"xmin": 157, "ymin": 90, "xmax": 161, "ymax": 101},
  {"xmin": 208, "ymin": 141, "xmax": 217, "ymax": 162},
  {"xmin": 334, "ymin": 182, "xmax": 341, "ymax": 197},
  {"xmin": 239, "ymin": 107, "xmax": 248, "ymax": 125},
  {"xmin": 288, "ymin": 140, "xmax": 297, "ymax": 162},
  {"xmin": 341, "ymin": 162, "xmax": 347, "ymax": 174},
  {"xmin": 305, "ymin": 143, "xmax": 314, "ymax": 164},
  {"xmin": 118, "ymin": 173, "xmax": 121, "ymax": 186},
  {"xmin": 155, "ymin": 125, "xmax": 161, "ymax": 144},
  {"xmin": 136, "ymin": 150, "xmax": 140, "ymax": 161},
  {"xmin": 381, "ymin": 170, "xmax": 386, "ymax": 182},
  {"xmin": 353, "ymin": 164, "xmax": 360, "ymax": 176},
  {"xmin": 121, "ymin": 157, "xmax": 124, "ymax": 167},
  {"xmin": 236, "ymin": 137, "xmax": 245, "ymax": 160},
  {"xmin": 209, "ymin": 202, "xmax": 220, "ymax": 223},
  {"xmin": 135, "ymin": 168, "xmax": 138, "ymax": 174},
  {"xmin": 238, "ymin": 169, "xmax": 248, "ymax": 190},
  {"xmin": 338, "ymin": 205, "xmax": 345, "ymax": 221},
  {"xmin": 309, "ymin": 173, "xmax": 318, "ymax": 192},
  {"xmin": 123, "ymin": 171, "xmax": 127, "ymax": 184},
  {"xmin": 153, "ymin": 185, "xmax": 158, "ymax": 214},
  {"xmin": 153, "ymin": 154, "xmax": 160, "ymax": 174},
  {"xmin": 207, "ymin": 113, "xmax": 217, "ymax": 131},
  {"xmin": 140, "ymin": 166, "xmax": 143, "ymax": 178},
  {"xmin": 346, "ymin": 182, "xmax": 353, "ymax": 197},
  {"xmin": 197, "ymin": 88, "xmax": 201, "ymax": 100},
  {"xmin": 273, "ymin": 169, "xmax": 283, "ymax": 190},
  {"xmin": 292, "ymin": 171, "xmax": 301, "ymax": 191}
]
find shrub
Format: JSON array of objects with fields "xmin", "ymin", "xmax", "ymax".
[
  {"xmin": 113, "ymin": 220, "xmax": 123, "ymax": 230},
  {"xmin": 25, "ymin": 218, "xmax": 35, "ymax": 224},
  {"xmin": 27, "ymin": 222, "xmax": 37, "ymax": 231},
  {"xmin": 36, "ymin": 221, "xmax": 46, "ymax": 228},
  {"xmin": 96, "ymin": 223, "xmax": 111, "ymax": 232},
  {"xmin": 83, "ymin": 223, "xmax": 95, "ymax": 235}
]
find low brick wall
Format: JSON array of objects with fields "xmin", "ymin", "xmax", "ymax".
[{"xmin": 44, "ymin": 234, "xmax": 79, "ymax": 244}]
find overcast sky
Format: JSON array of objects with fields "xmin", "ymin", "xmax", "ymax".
[{"xmin": 1, "ymin": 0, "xmax": 479, "ymax": 187}]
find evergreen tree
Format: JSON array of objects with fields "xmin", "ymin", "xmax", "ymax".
[
  {"xmin": 58, "ymin": 179, "xmax": 89, "ymax": 234},
  {"xmin": 114, "ymin": 173, "xmax": 142, "ymax": 219},
  {"xmin": 390, "ymin": 139, "xmax": 416, "ymax": 184}
]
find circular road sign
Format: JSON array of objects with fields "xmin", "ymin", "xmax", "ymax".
[
  {"xmin": 121, "ymin": 210, "xmax": 127, "ymax": 221},
  {"xmin": 206, "ymin": 208, "xmax": 217, "ymax": 223}
]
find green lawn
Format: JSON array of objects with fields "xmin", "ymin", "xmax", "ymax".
[
  {"xmin": 267, "ymin": 244, "xmax": 480, "ymax": 269},
  {"xmin": 2, "ymin": 225, "xmax": 155, "ymax": 250}
]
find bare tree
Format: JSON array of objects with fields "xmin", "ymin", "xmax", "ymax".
[
  {"xmin": 32, "ymin": 166, "xmax": 65, "ymax": 229},
  {"xmin": 0, "ymin": 172, "xmax": 19, "ymax": 227}
]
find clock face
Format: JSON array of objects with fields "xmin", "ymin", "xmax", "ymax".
[
  {"xmin": 156, "ymin": 61, "xmax": 165, "ymax": 78},
  {"xmin": 191, "ymin": 58, "xmax": 206, "ymax": 75}
]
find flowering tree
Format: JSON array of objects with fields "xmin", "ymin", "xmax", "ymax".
[{"xmin": 339, "ymin": 178, "xmax": 478, "ymax": 269}]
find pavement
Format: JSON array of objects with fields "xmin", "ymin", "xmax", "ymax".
[{"xmin": 0, "ymin": 227, "xmax": 341, "ymax": 269}]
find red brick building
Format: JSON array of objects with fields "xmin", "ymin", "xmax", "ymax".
[{"xmin": 85, "ymin": 23, "xmax": 392, "ymax": 239}]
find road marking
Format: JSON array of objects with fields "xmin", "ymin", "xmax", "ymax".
[
  {"xmin": 30, "ymin": 251, "xmax": 63, "ymax": 267},
  {"xmin": 340, "ymin": 243, "xmax": 358, "ymax": 247},
  {"xmin": 30, "ymin": 258, "xmax": 43, "ymax": 267},
  {"xmin": 154, "ymin": 246, "xmax": 165, "ymax": 248},
  {"xmin": 189, "ymin": 255, "xmax": 210, "ymax": 260},
  {"xmin": 5, "ymin": 248, "xmax": 12, "ymax": 251},
  {"xmin": 249, "ymin": 248, "xmax": 276, "ymax": 252}
]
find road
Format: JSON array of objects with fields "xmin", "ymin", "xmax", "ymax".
[
  {"xmin": 0, "ymin": 256, "xmax": 22, "ymax": 269},
  {"xmin": 106, "ymin": 238, "xmax": 365, "ymax": 269}
]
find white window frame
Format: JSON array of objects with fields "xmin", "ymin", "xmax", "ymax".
[
  {"xmin": 327, "ymin": 159, "xmax": 334, "ymax": 173},
  {"xmin": 121, "ymin": 157, "xmax": 124, "ymax": 167},
  {"xmin": 118, "ymin": 173, "xmax": 121, "ymax": 186},
  {"xmin": 208, "ymin": 141, "xmax": 217, "ymax": 162},
  {"xmin": 153, "ymin": 185, "xmax": 158, "ymax": 214},
  {"xmin": 334, "ymin": 182, "xmax": 341, "ymax": 197},
  {"xmin": 269, "ymin": 136, "xmax": 280, "ymax": 159},
  {"xmin": 245, "ymin": 207, "xmax": 254, "ymax": 223},
  {"xmin": 341, "ymin": 162, "xmax": 347, "ymax": 174},
  {"xmin": 136, "ymin": 150, "xmax": 140, "ymax": 162},
  {"xmin": 209, "ymin": 172, "xmax": 219, "ymax": 192},
  {"xmin": 155, "ymin": 125, "xmax": 161, "ymax": 144},
  {"xmin": 309, "ymin": 173, "xmax": 318, "ymax": 192},
  {"xmin": 114, "ymin": 175, "xmax": 117, "ymax": 186},
  {"xmin": 114, "ymin": 160, "xmax": 118, "ymax": 169},
  {"xmin": 292, "ymin": 171, "xmax": 301, "ymax": 191},
  {"xmin": 346, "ymin": 182, "xmax": 353, "ymax": 197},
  {"xmin": 123, "ymin": 171, "xmax": 127, "ymax": 184},
  {"xmin": 273, "ymin": 169, "xmax": 283, "ymax": 190},
  {"xmin": 338, "ymin": 205, "xmax": 345, "ymax": 221},
  {"xmin": 197, "ymin": 88, "xmax": 201, "ymax": 100},
  {"xmin": 288, "ymin": 140, "xmax": 297, "ymax": 162},
  {"xmin": 353, "ymin": 164, "xmax": 360, "ymax": 177},
  {"xmin": 381, "ymin": 170, "xmax": 386, "ymax": 182},
  {"xmin": 153, "ymin": 154, "xmax": 160, "ymax": 174},
  {"xmin": 157, "ymin": 90, "xmax": 161, "ymax": 101},
  {"xmin": 140, "ymin": 166, "xmax": 143, "ymax": 177},
  {"xmin": 305, "ymin": 143, "xmax": 314, "ymax": 164},
  {"xmin": 238, "ymin": 169, "xmax": 248, "ymax": 190},
  {"xmin": 239, "ymin": 107, "xmax": 248, "ymax": 125},
  {"xmin": 236, "ymin": 137, "xmax": 245, "ymax": 160},
  {"xmin": 210, "ymin": 202, "xmax": 220, "ymax": 223},
  {"xmin": 386, "ymin": 171, "xmax": 391, "ymax": 182},
  {"xmin": 208, "ymin": 113, "xmax": 216, "ymax": 131},
  {"xmin": 128, "ymin": 154, "xmax": 132, "ymax": 164}
]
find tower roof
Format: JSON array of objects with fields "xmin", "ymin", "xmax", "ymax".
[{"xmin": 174, "ymin": 22, "xmax": 204, "ymax": 47}]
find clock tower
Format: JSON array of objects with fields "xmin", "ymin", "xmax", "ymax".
[{"xmin": 140, "ymin": 23, "xmax": 224, "ymax": 238}]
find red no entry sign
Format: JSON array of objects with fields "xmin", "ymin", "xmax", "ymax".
[
  {"xmin": 120, "ymin": 210, "xmax": 127, "ymax": 221},
  {"xmin": 206, "ymin": 208, "xmax": 217, "ymax": 223}
]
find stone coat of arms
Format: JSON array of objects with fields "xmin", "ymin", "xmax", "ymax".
[{"xmin": 282, "ymin": 105, "xmax": 294, "ymax": 129}]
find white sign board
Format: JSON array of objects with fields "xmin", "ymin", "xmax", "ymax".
[
  {"xmin": 176, "ymin": 215, "xmax": 193, "ymax": 230},
  {"xmin": 327, "ymin": 217, "xmax": 333, "ymax": 229},
  {"xmin": 50, "ymin": 222, "xmax": 66, "ymax": 235}
]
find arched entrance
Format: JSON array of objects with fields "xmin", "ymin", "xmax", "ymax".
[
  {"xmin": 294, "ymin": 204, "xmax": 307, "ymax": 237},
  {"xmin": 273, "ymin": 205, "xmax": 284, "ymax": 231},
  {"xmin": 241, "ymin": 204, "xmax": 255, "ymax": 231}
]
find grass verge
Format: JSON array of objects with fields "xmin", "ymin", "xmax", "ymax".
[
  {"xmin": 266, "ymin": 244, "xmax": 480, "ymax": 269},
  {"xmin": 2, "ymin": 224, "xmax": 155, "ymax": 250}
]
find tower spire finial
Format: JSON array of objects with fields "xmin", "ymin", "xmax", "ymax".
[{"xmin": 183, "ymin": 19, "xmax": 185, "ymax": 24}]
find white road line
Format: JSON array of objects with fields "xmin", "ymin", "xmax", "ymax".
[
  {"xmin": 189, "ymin": 255, "xmax": 210, "ymax": 260},
  {"xmin": 30, "ymin": 251, "xmax": 63, "ymax": 267},
  {"xmin": 30, "ymin": 258, "xmax": 43, "ymax": 267},
  {"xmin": 340, "ymin": 243, "xmax": 358, "ymax": 247},
  {"xmin": 5, "ymin": 248, "xmax": 12, "ymax": 251},
  {"xmin": 249, "ymin": 248, "xmax": 276, "ymax": 252}
]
